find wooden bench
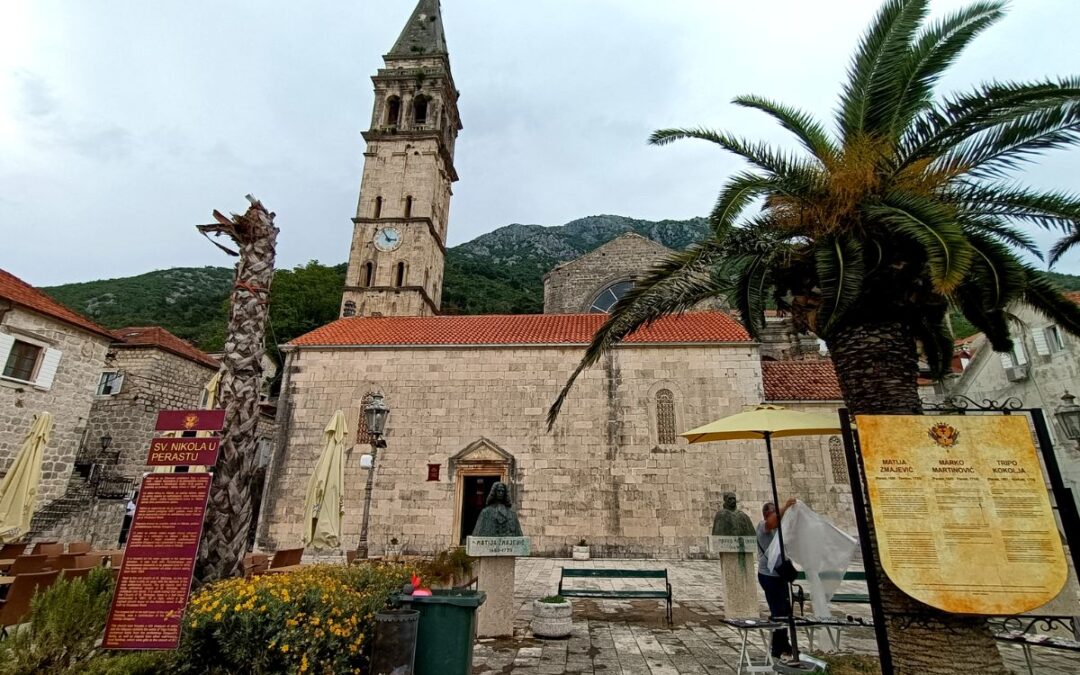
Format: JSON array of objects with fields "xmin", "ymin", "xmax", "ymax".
[
  {"xmin": 793, "ymin": 569, "xmax": 869, "ymax": 607},
  {"xmin": 991, "ymin": 617, "xmax": 1080, "ymax": 675},
  {"xmin": 558, "ymin": 568, "xmax": 672, "ymax": 625}
]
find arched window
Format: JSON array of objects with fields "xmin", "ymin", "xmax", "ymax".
[
  {"xmin": 656, "ymin": 389, "xmax": 677, "ymax": 445},
  {"xmin": 373, "ymin": 196, "xmax": 382, "ymax": 219},
  {"xmin": 362, "ymin": 262, "xmax": 375, "ymax": 287},
  {"xmin": 342, "ymin": 301, "xmax": 356, "ymax": 317},
  {"xmin": 395, "ymin": 262, "xmax": 407, "ymax": 287},
  {"xmin": 413, "ymin": 96, "xmax": 428, "ymax": 125},
  {"xmin": 589, "ymin": 280, "xmax": 634, "ymax": 314},
  {"xmin": 386, "ymin": 97, "xmax": 401, "ymax": 126},
  {"xmin": 404, "ymin": 196, "xmax": 413, "ymax": 218},
  {"xmin": 829, "ymin": 436, "xmax": 848, "ymax": 483}
]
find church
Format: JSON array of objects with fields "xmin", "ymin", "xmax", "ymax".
[{"xmin": 256, "ymin": 0, "xmax": 851, "ymax": 558}]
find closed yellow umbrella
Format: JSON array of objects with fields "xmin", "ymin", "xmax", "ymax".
[
  {"xmin": 681, "ymin": 403, "xmax": 841, "ymax": 664},
  {"xmin": 0, "ymin": 412, "xmax": 52, "ymax": 543},
  {"xmin": 304, "ymin": 410, "xmax": 348, "ymax": 550}
]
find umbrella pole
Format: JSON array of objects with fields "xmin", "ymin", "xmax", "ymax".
[{"xmin": 764, "ymin": 431, "xmax": 800, "ymax": 660}]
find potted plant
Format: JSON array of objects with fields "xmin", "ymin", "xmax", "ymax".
[
  {"xmin": 420, "ymin": 547, "xmax": 474, "ymax": 589},
  {"xmin": 572, "ymin": 538, "xmax": 590, "ymax": 561},
  {"xmin": 385, "ymin": 536, "xmax": 403, "ymax": 561},
  {"xmin": 531, "ymin": 595, "xmax": 572, "ymax": 638}
]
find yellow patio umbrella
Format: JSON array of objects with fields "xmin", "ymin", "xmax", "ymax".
[
  {"xmin": 151, "ymin": 369, "xmax": 222, "ymax": 474},
  {"xmin": 303, "ymin": 410, "xmax": 348, "ymax": 550},
  {"xmin": 0, "ymin": 412, "xmax": 52, "ymax": 543},
  {"xmin": 681, "ymin": 403, "xmax": 841, "ymax": 664}
]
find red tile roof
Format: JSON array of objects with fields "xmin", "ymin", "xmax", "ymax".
[
  {"xmin": 762, "ymin": 360, "xmax": 843, "ymax": 401},
  {"xmin": 113, "ymin": 326, "xmax": 219, "ymax": 369},
  {"xmin": 1067, "ymin": 292, "xmax": 1080, "ymax": 304},
  {"xmin": 290, "ymin": 312, "xmax": 751, "ymax": 347},
  {"xmin": 0, "ymin": 268, "xmax": 115, "ymax": 340}
]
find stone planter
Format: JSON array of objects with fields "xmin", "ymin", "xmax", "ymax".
[
  {"xmin": 531, "ymin": 599, "xmax": 572, "ymax": 638},
  {"xmin": 572, "ymin": 545, "xmax": 590, "ymax": 561}
]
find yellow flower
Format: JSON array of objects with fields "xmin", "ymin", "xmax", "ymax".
[{"xmin": 281, "ymin": 644, "xmax": 290, "ymax": 653}]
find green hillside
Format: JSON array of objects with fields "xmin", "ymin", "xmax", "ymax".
[{"xmin": 41, "ymin": 214, "xmax": 1080, "ymax": 354}]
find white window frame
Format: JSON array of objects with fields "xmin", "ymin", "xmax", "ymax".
[
  {"xmin": 96, "ymin": 370, "xmax": 125, "ymax": 396},
  {"xmin": 0, "ymin": 332, "xmax": 62, "ymax": 390}
]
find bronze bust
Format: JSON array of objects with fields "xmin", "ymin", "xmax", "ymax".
[
  {"xmin": 712, "ymin": 491, "xmax": 755, "ymax": 536},
  {"xmin": 472, "ymin": 481, "xmax": 523, "ymax": 537}
]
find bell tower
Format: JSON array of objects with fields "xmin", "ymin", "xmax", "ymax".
[{"xmin": 341, "ymin": 0, "xmax": 461, "ymax": 317}]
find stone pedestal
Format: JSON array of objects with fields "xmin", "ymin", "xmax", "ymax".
[
  {"xmin": 475, "ymin": 556, "xmax": 516, "ymax": 637},
  {"xmin": 467, "ymin": 536, "xmax": 530, "ymax": 638},
  {"xmin": 710, "ymin": 536, "xmax": 758, "ymax": 618},
  {"xmin": 719, "ymin": 552, "xmax": 758, "ymax": 618}
]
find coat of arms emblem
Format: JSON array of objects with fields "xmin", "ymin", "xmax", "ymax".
[
  {"xmin": 183, "ymin": 413, "xmax": 200, "ymax": 430},
  {"xmin": 928, "ymin": 422, "xmax": 960, "ymax": 448}
]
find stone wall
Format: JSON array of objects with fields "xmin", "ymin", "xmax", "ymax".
[
  {"xmin": 0, "ymin": 307, "xmax": 110, "ymax": 506},
  {"xmin": 87, "ymin": 346, "xmax": 217, "ymax": 479},
  {"xmin": 260, "ymin": 341, "xmax": 784, "ymax": 558},
  {"xmin": 543, "ymin": 233, "xmax": 674, "ymax": 314}
]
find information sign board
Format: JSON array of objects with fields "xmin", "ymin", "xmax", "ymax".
[
  {"xmin": 154, "ymin": 409, "xmax": 225, "ymax": 433},
  {"xmin": 102, "ymin": 473, "xmax": 212, "ymax": 649},
  {"xmin": 146, "ymin": 437, "xmax": 221, "ymax": 467},
  {"xmin": 857, "ymin": 414, "xmax": 1067, "ymax": 614}
]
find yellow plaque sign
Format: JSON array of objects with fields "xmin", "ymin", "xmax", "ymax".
[{"xmin": 856, "ymin": 414, "xmax": 1067, "ymax": 614}]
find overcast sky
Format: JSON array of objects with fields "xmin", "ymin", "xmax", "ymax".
[{"xmin": 2, "ymin": 0, "xmax": 1079, "ymax": 286}]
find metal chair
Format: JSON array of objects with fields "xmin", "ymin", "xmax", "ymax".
[{"xmin": 0, "ymin": 570, "xmax": 60, "ymax": 638}]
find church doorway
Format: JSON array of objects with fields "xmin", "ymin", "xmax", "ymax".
[{"xmin": 459, "ymin": 475, "xmax": 500, "ymax": 544}]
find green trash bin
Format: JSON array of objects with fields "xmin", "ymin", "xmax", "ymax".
[{"xmin": 400, "ymin": 589, "xmax": 486, "ymax": 675}]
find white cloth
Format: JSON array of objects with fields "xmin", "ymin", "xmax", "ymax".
[{"xmin": 766, "ymin": 501, "xmax": 857, "ymax": 618}]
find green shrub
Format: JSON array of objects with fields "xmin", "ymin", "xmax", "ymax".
[
  {"xmin": 539, "ymin": 595, "xmax": 566, "ymax": 604},
  {"xmin": 0, "ymin": 567, "xmax": 115, "ymax": 675},
  {"xmin": 77, "ymin": 652, "xmax": 176, "ymax": 675},
  {"xmin": 172, "ymin": 562, "xmax": 413, "ymax": 675}
]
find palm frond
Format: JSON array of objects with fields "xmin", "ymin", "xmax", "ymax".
[
  {"xmin": 546, "ymin": 242, "xmax": 727, "ymax": 429},
  {"xmin": 867, "ymin": 193, "xmax": 974, "ymax": 291},
  {"xmin": 963, "ymin": 231, "xmax": 1028, "ymax": 310},
  {"xmin": 709, "ymin": 172, "xmax": 780, "ymax": 232},
  {"xmin": 887, "ymin": 2, "xmax": 1004, "ymax": 137},
  {"xmin": 939, "ymin": 102, "xmax": 1080, "ymax": 178},
  {"xmin": 837, "ymin": 0, "xmax": 928, "ymax": 140},
  {"xmin": 1022, "ymin": 268, "xmax": 1080, "ymax": 337},
  {"xmin": 900, "ymin": 78, "xmax": 1080, "ymax": 165},
  {"xmin": 733, "ymin": 95, "xmax": 837, "ymax": 161},
  {"xmin": 725, "ymin": 253, "xmax": 771, "ymax": 340},
  {"xmin": 649, "ymin": 127, "xmax": 812, "ymax": 179},
  {"xmin": 813, "ymin": 236, "xmax": 864, "ymax": 336},
  {"xmin": 946, "ymin": 183, "xmax": 1080, "ymax": 235},
  {"xmin": 1048, "ymin": 229, "xmax": 1080, "ymax": 268},
  {"xmin": 958, "ymin": 215, "xmax": 1042, "ymax": 259}
]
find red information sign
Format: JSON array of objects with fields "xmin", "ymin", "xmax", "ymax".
[
  {"xmin": 154, "ymin": 409, "xmax": 226, "ymax": 432},
  {"xmin": 146, "ymin": 437, "xmax": 221, "ymax": 467},
  {"xmin": 102, "ymin": 473, "xmax": 212, "ymax": 650}
]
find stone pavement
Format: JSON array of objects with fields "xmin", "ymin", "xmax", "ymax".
[{"xmin": 470, "ymin": 558, "xmax": 1080, "ymax": 674}]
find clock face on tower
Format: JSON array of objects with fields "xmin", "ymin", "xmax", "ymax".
[{"xmin": 373, "ymin": 226, "xmax": 403, "ymax": 252}]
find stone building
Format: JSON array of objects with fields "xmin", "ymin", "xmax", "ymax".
[
  {"xmin": 257, "ymin": 1, "xmax": 851, "ymax": 558},
  {"xmin": 86, "ymin": 326, "xmax": 220, "ymax": 479},
  {"xmin": 0, "ymin": 269, "xmax": 114, "ymax": 509},
  {"xmin": 933, "ymin": 293, "xmax": 1080, "ymax": 513}
]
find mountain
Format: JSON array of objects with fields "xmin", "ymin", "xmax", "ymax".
[{"xmin": 40, "ymin": 214, "xmax": 1080, "ymax": 351}]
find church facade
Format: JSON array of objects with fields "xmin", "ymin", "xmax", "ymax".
[{"xmin": 257, "ymin": 0, "xmax": 851, "ymax": 558}]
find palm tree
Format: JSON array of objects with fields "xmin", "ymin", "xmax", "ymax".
[
  {"xmin": 195, "ymin": 196, "xmax": 278, "ymax": 583},
  {"xmin": 548, "ymin": 1, "xmax": 1080, "ymax": 671}
]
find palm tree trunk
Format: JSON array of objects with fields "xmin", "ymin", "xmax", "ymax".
[
  {"xmin": 827, "ymin": 319, "xmax": 1008, "ymax": 675},
  {"xmin": 194, "ymin": 197, "xmax": 278, "ymax": 584}
]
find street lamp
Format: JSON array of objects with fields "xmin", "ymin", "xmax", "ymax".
[
  {"xmin": 1056, "ymin": 391, "xmax": 1080, "ymax": 445},
  {"xmin": 100, "ymin": 433, "xmax": 113, "ymax": 453},
  {"xmin": 357, "ymin": 393, "xmax": 389, "ymax": 560}
]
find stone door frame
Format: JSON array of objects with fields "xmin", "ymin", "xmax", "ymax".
[{"xmin": 449, "ymin": 438, "xmax": 516, "ymax": 545}]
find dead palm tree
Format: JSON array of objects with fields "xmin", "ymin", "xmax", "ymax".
[
  {"xmin": 195, "ymin": 196, "xmax": 278, "ymax": 583},
  {"xmin": 549, "ymin": 1, "xmax": 1080, "ymax": 672}
]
